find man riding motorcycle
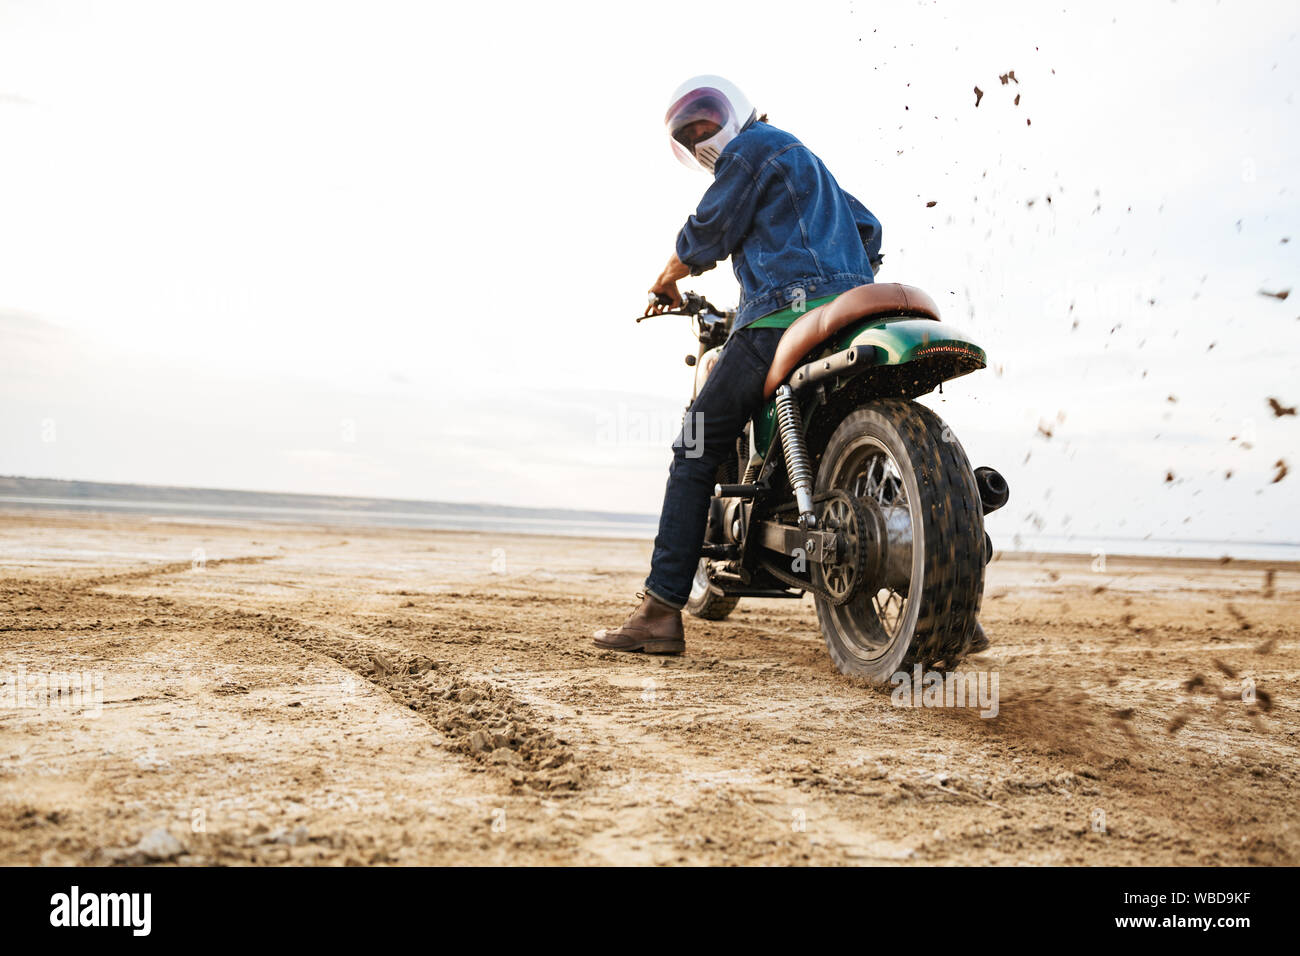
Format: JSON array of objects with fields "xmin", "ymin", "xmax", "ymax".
[{"xmin": 594, "ymin": 74, "xmax": 898, "ymax": 655}]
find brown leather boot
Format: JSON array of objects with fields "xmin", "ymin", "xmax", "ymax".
[{"xmin": 593, "ymin": 591, "xmax": 685, "ymax": 655}]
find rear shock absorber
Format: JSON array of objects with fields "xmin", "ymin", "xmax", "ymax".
[{"xmin": 774, "ymin": 385, "xmax": 817, "ymax": 529}]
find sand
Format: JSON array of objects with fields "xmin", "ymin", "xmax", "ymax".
[{"xmin": 0, "ymin": 509, "xmax": 1296, "ymax": 865}]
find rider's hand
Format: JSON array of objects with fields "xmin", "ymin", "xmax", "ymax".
[{"xmin": 644, "ymin": 254, "xmax": 691, "ymax": 316}]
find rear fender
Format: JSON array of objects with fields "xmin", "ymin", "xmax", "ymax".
[
  {"xmin": 831, "ymin": 316, "xmax": 986, "ymax": 373},
  {"xmin": 752, "ymin": 317, "xmax": 987, "ymax": 458}
]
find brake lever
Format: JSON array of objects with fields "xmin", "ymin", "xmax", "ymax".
[
  {"xmin": 636, "ymin": 292, "xmax": 689, "ymax": 323},
  {"xmin": 636, "ymin": 310, "xmax": 691, "ymax": 323}
]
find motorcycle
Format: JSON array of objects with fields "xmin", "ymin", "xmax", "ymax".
[{"xmin": 639, "ymin": 283, "xmax": 1009, "ymax": 682}]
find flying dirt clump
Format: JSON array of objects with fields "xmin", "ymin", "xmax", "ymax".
[{"xmin": 1225, "ymin": 603, "xmax": 1252, "ymax": 630}]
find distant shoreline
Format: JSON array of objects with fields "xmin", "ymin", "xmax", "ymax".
[
  {"xmin": 3, "ymin": 506, "xmax": 1299, "ymax": 572},
  {"xmin": 0, "ymin": 475, "xmax": 653, "ymax": 524},
  {"xmin": 0, "ymin": 495, "xmax": 656, "ymax": 531},
  {"xmin": 1, "ymin": 475, "xmax": 1297, "ymax": 562}
]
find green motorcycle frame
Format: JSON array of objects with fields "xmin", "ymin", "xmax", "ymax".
[{"xmin": 653, "ymin": 283, "xmax": 1006, "ymax": 682}]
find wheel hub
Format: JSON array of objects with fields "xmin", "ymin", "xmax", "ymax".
[{"xmin": 814, "ymin": 490, "xmax": 887, "ymax": 606}]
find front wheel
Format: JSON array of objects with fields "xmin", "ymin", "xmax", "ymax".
[{"xmin": 814, "ymin": 399, "xmax": 984, "ymax": 681}]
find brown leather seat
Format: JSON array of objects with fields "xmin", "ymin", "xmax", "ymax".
[{"xmin": 762, "ymin": 283, "xmax": 941, "ymax": 398}]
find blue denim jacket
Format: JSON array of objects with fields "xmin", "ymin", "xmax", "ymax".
[{"xmin": 675, "ymin": 121, "xmax": 883, "ymax": 332}]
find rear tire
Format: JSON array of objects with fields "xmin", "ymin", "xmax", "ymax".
[{"xmin": 814, "ymin": 399, "xmax": 984, "ymax": 681}]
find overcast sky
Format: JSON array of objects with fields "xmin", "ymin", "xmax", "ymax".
[{"xmin": 1, "ymin": 0, "xmax": 1297, "ymax": 553}]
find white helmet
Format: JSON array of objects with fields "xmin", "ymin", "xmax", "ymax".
[{"xmin": 664, "ymin": 75, "xmax": 757, "ymax": 174}]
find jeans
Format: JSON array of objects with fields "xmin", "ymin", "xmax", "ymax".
[{"xmin": 645, "ymin": 325, "xmax": 787, "ymax": 609}]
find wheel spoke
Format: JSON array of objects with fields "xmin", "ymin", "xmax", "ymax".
[{"xmin": 826, "ymin": 436, "xmax": 918, "ymax": 654}]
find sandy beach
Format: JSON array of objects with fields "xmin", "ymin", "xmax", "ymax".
[{"xmin": 0, "ymin": 509, "xmax": 1296, "ymax": 866}]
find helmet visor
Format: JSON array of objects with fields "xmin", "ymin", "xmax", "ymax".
[
  {"xmin": 665, "ymin": 88, "xmax": 732, "ymax": 170},
  {"xmin": 668, "ymin": 93, "xmax": 727, "ymax": 146}
]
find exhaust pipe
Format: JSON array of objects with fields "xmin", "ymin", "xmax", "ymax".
[{"xmin": 974, "ymin": 466, "xmax": 1009, "ymax": 515}]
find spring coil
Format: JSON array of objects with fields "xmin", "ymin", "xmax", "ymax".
[{"xmin": 774, "ymin": 386, "xmax": 813, "ymax": 494}]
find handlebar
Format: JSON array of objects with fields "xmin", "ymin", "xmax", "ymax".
[
  {"xmin": 634, "ymin": 290, "xmax": 734, "ymax": 351},
  {"xmin": 635, "ymin": 290, "xmax": 726, "ymax": 323}
]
